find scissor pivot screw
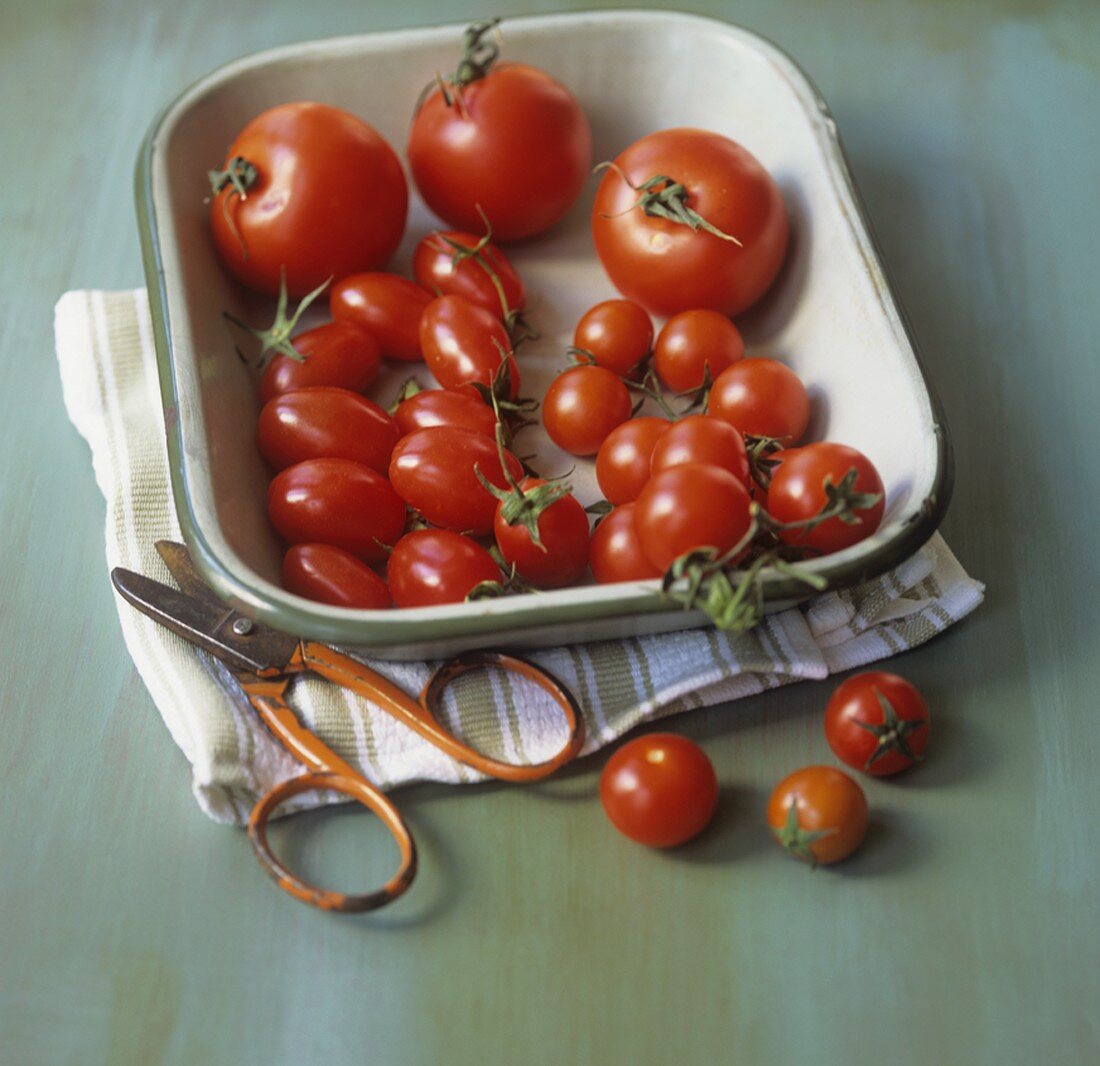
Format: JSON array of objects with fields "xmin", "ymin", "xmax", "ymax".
[{"xmin": 232, "ymin": 617, "xmax": 254, "ymax": 636}]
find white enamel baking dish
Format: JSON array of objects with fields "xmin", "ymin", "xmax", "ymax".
[{"xmin": 135, "ymin": 9, "xmax": 952, "ymax": 659}]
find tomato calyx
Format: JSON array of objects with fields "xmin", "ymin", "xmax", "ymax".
[
  {"xmin": 745, "ymin": 434, "xmax": 784, "ymax": 491},
  {"xmin": 466, "ymin": 549, "xmax": 535, "ymax": 600},
  {"xmin": 855, "ymin": 689, "xmax": 926, "ymax": 770},
  {"xmin": 418, "ymin": 18, "xmax": 502, "ymax": 116},
  {"xmin": 771, "ymin": 798, "xmax": 837, "ymax": 866},
  {"xmin": 594, "ymin": 162, "xmax": 743, "ymax": 246},
  {"xmin": 207, "ymin": 155, "xmax": 259, "ymax": 259},
  {"xmin": 223, "ymin": 271, "xmax": 331, "ymax": 366},
  {"xmin": 388, "ymin": 377, "xmax": 425, "ymax": 413}
]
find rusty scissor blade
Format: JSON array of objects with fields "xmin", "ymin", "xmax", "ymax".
[{"xmin": 155, "ymin": 540, "xmax": 222, "ymax": 603}]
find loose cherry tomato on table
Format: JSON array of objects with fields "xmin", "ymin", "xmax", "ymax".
[
  {"xmin": 572, "ymin": 299, "xmax": 653, "ymax": 377},
  {"xmin": 259, "ymin": 321, "xmax": 381, "ymax": 402},
  {"xmin": 282, "ymin": 544, "xmax": 391, "ymax": 609},
  {"xmin": 766, "ymin": 442, "xmax": 885, "ymax": 554},
  {"xmin": 649, "ymin": 415, "xmax": 750, "ymax": 489},
  {"xmin": 413, "ymin": 230, "xmax": 526, "ymax": 321},
  {"xmin": 257, "ymin": 387, "xmax": 398, "ymax": 474},
  {"xmin": 600, "ymin": 733, "xmax": 719, "ymax": 847},
  {"xmin": 634, "ymin": 464, "xmax": 753, "ymax": 572},
  {"xmin": 653, "ymin": 309, "xmax": 745, "ymax": 393},
  {"xmin": 492, "ymin": 478, "xmax": 589, "ymax": 589},
  {"xmin": 708, "ymin": 358, "xmax": 810, "ymax": 444},
  {"xmin": 330, "ymin": 273, "xmax": 432, "ymax": 362},
  {"xmin": 420, "ymin": 295, "xmax": 520, "ymax": 399},
  {"xmin": 595, "ymin": 416, "xmax": 669, "ymax": 505},
  {"xmin": 767, "ymin": 766, "xmax": 868, "ymax": 866},
  {"xmin": 592, "ymin": 128, "xmax": 788, "ymax": 317},
  {"xmin": 393, "ymin": 385, "xmax": 497, "ymax": 439},
  {"xmin": 387, "ymin": 529, "xmax": 502, "ymax": 607},
  {"xmin": 542, "ymin": 365, "xmax": 632, "ymax": 456},
  {"xmin": 268, "ymin": 458, "xmax": 406, "ymax": 564},
  {"xmin": 407, "ymin": 21, "xmax": 592, "ymax": 240},
  {"xmin": 589, "ymin": 505, "xmax": 661, "ymax": 585},
  {"xmin": 824, "ymin": 671, "xmax": 930, "ymax": 776},
  {"xmin": 209, "ymin": 102, "xmax": 407, "ymax": 297},
  {"xmin": 389, "ymin": 426, "xmax": 524, "ymax": 534}
]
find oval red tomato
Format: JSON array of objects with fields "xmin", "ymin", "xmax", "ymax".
[
  {"xmin": 766, "ymin": 766, "xmax": 868, "ymax": 866},
  {"xmin": 824, "ymin": 671, "xmax": 930, "ymax": 776},
  {"xmin": 413, "ymin": 230, "xmax": 526, "ymax": 320},
  {"xmin": 259, "ymin": 321, "xmax": 381, "ymax": 403},
  {"xmin": 653, "ymin": 309, "xmax": 745, "ymax": 393},
  {"xmin": 387, "ymin": 529, "xmax": 501, "ymax": 607},
  {"xmin": 708, "ymin": 358, "xmax": 810, "ymax": 443},
  {"xmin": 649, "ymin": 415, "xmax": 750, "ymax": 489},
  {"xmin": 572, "ymin": 300, "xmax": 653, "ymax": 377},
  {"xmin": 595, "ymin": 417, "xmax": 669, "ymax": 505},
  {"xmin": 282, "ymin": 544, "xmax": 391, "ymax": 609},
  {"xmin": 330, "ymin": 273, "xmax": 432, "ymax": 363},
  {"xmin": 589, "ymin": 505, "xmax": 661, "ymax": 585},
  {"xmin": 542, "ymin": 365, "xmax": 632, "ymax": 457},
  {"xmin": 493, "ymin": 478, "xmax": 589, "ymax": 589},
  {"xmin": 393, "ymin": 386, "xmax": 497, "ymax": 439},
  {"xmin": 420, "ymin": 295, "xmax": 520, "ymax": 399}
]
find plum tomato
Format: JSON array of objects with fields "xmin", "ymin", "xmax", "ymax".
[
  {"xmin": 634, "ymin": 464, "xmax": 753, "ymax": 572},
  {"xmin": 649, "ymin": 415, "xmax": 750, "ymax": 489},
  {"xmin": 413, "ymin": 230, "xmax": 526, "ymax": 321},
  {"xmin": 209, "ymin": 102, "xmax": 407, "ymax": 298},
  {"xmin": 268, "ymin": 458, "xmax": 406, "ymax": 563},
  {"xmin": 393, "ymin": 385, "xmax": 497, "ymax": 439},
  {"xmin": 824, "ymin": 671, "xmax": 930, "ymax": 776},
  {"xmin": 330, "ymin": 273, "xmax": 433, "ymax": 362},
  {"xmin": 595, "ymin": 417, "xmax": 670, "ymax": 505},
  {"xmin": 767, "ymin": 766, "xmax": 868, "ymax": 866},
  {"xmin": 282, "ymin": 544, "xmax": 391, "ymax": 609},
  {"xmin": 493, "ymin": 478, "xmax": 589, "ymax": 588},
  {"xmin": 653, "ymin": 309, "xmax": 745, "ymax": 393},
  {"xmin": 600, "ymin": 733, "xmax": 719, "ymax": 847},
  {"xmin": 259, "ymin": 321, "xmax": 381, "ymax": 403},
  {"xmin": 592, "ymin": 128, "xmax": 788, "ymax": 317},
  {"xmin": 766, "ymin": 442, "xmax": 885, "ymax": 555},
  {"xmin": 387, "ymin": 529, "xmax": 502, "ymax": 607},
  {"xmin": 407, "ymin": 23, "xmax": 592, "ymax": 240},
  {"xmin": 589, "ymin": 505, "xmax": 662, "ymax": 585},
  {"xmin": 708, "ymin": 358, "xmax": 810, "ymax": 443},
  {"xmin": 572, "ymin": 299, "xmax": 654, "ymax": 377},
  {"xmin": 389, "ymin": 426, "xmax": 524, "ymax": 534},
  {"xmin": 420, "ymin": 295, "xmax": 520, "ymax": 399},
  {"xmin": 542, "ymin": 365, "xmax": 632, "ymax": 456},
  {"xmin": 257, "ymin": 387, "xmax": 398, "ymax": 474}
]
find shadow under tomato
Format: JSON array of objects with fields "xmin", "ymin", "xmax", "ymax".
[{"xmin": 672, "ymin": 784, "xmax": 773, "ymax": 865}]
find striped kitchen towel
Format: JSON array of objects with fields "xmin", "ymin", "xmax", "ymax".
[{"xmin": 56, "ymin": 289, "xmax": 984, "ymax": 824}]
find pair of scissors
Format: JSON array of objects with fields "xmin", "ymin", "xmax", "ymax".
[{"xmin": 111, "ymin": 541, "xmax": 585, "ymax": 913}]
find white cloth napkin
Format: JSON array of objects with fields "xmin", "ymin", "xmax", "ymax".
[{"xmin": 56, "ymin": 289, "xmax": 985, "ymax": 824}]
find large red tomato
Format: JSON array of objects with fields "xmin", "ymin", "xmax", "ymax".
[
  {"xmin": 592, "ymin": 128, "xmax": 788, "ymax": 317},
  {"xmin": 209, "ymin": 103, "xmax": 407, "ymax": 297}
]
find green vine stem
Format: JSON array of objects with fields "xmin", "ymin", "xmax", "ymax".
[{"xmin": 222, "ymin": 270, "xmax": 330, "ymax": 366}]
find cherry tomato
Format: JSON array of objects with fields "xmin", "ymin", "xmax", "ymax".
[
  {"xmin": 389, "ymin": 426, "xmax": 524, "ymax": 534},
  {"xmin": 600, "ymin": 733, "xmax": 718, "ymax": 847},
  {"xmin": 653, "ymin": 309, "xmax": 745, "ymax": 393},
  {"xmin": 824, "ymin": 671, "xmax": 930, "ymax": 776},
  {"xmin": 766, "ymin": 766, "xmax": 868, "ymax": 866},
  {"xmin": 413, "ymin": 230, "xmax": 526, "ymax": 320},
  {"xmin": 493, "ymin": 479, "xmax": 589, "ymax": 588},
  {"xmin": 542, "ymin": 365, "xmax": 632, "ymax": 456},
  {"xmin": 282, "ymin": 544, "xmax": 391, "ymax": 609},
  {"xmin": 420, "ymin": 295, "xmax": 520, "ymax": 399},
  {"xmin": 708, "ymin": 359, "xmax": 810, "ymax": 443},
  {"xmin": 330, "ymin": 273, "xmax": 432, "ymax": 362},
  {"xmin": 592, "ymin": 128, "xmax": 788, "ymax": 317},
  {"xmin": 209, "ymin": 103, "xmax": 407, "ymax": 297},
  {"xmin": 387, "ymin": 529, "xmax": 501, "ymax": 607},
  {"xmin": 268, "ymin": 459, "xmax": 406, "ymax": 563},
  {"xmin": 766, "ymin": 442, "xmax": 885, "ymax": 554},
  {"xmin": 407, "ymin": 32, "xmax": 592, "ymax": 240},
  {"xmin": 589, "ymin": 505, "xmax": 662, "ymax": 585},
  {"xmin": 259, "ymin": 321, "xmax": 381, "ymax": 403},
  {"xmin": 573, "ymin": 300, "xmax": 653, "ymax": 377},
  {"xmin": 634, "ymin": 464, "xmax": 752, "ymax": 572},
  {"xmin": 649, "ymin": 415, "xmax": 750, "ymax": 489},
  {"xmin": 393, "ymin": 386, "xmax": 497, "ymax": 439},
  {"xmin": 595, "ymin": 417, "xmax": 669, "ymax": 505},
  {"xmin": 257, "ymin": 387, "xmax": 398, "ymax": 474}
]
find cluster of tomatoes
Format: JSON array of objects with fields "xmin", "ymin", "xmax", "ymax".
[{"xmin": 601, "ymin": 670, "xmax": 931, "ymax": 863}]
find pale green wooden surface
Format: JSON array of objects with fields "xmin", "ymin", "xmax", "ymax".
[{"xmin": 2, "ymin": 0, "xmax": 1098, "ymax": 1062}]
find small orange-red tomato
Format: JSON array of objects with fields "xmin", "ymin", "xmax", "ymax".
[
  {"xmin": 649, "ymin": 414, "xmax": 750, "ymax": 489},
  {"xmin": 259, "ymin": 321, "xmax": 381, "ymax": 403},
  {"xmin": 600, "ymin": 733, "xmax": 719, "ymax": 847},
  {"xmin": 708, "ymin": 358, "xmax": 810, "ymax": 443},
  {"xmin": 387, "ymin": 529, "xmax": 502, "ymax": 607},
  {"xmin": 393, "ymin": 385, "xmax": 497, "ymax": 439},
  {"xmin": 766, "ymin": 766, "xmax": 868, "ymax": 866},
  {"xmin": 282, "ymin": 544, "xmax": 391, "ymax": 609},
  {"xmin": 573, "ymin": 299, "xmax": 654, "ymax": 377},
  {"xmin": 824, "ymin": 671, "xmax": 930, "ymax": 776},
  {"xmin": 412, "ymin": 231, "xmax": 526, "ymax": 320},
  {"xmin": 257, "ymin": 387, "xmax": 398, "ymax": 474},
  {"xmin": 542, "ymin": 365, "xmax": 632, "ymax": 456},
  {"xmin": 493, "ymin": 479, "xmax": 590, "ymax": 589},
  {"xmin": 589, "ymin": 505, "xmax": 662, "ymax": 585},
  {"xmin": 653, "ymin": 309, "xmax": 745, "ymax": 393},
  {"xmin": 330, "ymin": 273, "xmax": 433, "ymax": 362},
  {"xmin": 595, "ymin": 416, "xmax": 670, "ymax": 504},
  {"xmin": 420, "ymin": 295, "xmax": 520, "ymax": 399}
]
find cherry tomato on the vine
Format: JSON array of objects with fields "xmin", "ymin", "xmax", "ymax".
[
  {"xmin": 649, "ymin": 415, "xmax": 750, "ymax": 489},
  {"xmin": 766, "ymin": 766, "xmax": 868, "ymax": 866},
  {"xmin": 393, "ymin": 385, "xmax": 497, "ymax": 440},
  {"xmin": 413, "ymin": 230, "xmax": 526, "ymax": 320},
  {"xmin": 589, "ymin": 505, "xmax": 661, "ymax": 585},
  {"xmin": 259, "ymin": 321, "xmax": 381, "ymax": 403},
  {"xmin": 824, "ymin": 671, "xmax": 930, "ymax": 776},
  {"xmin": 600, "ymin": 733, "xmax": 719, "ymax": 847},
  {"xmin": 595, "ymin": 416, "xmax": 669, "ymax": 505},
  {"xmin": 542, "ymin": 365, "xmax": 632, "ymax": 456},
  {"xmin": 708, "ymin": 358, "xmax": 810, "ymax": 443},
  {"xmin": 282, "ymin": 544, "xmax": 391, "ymax": 609},
  {"xmin": 420, "ymin": 295, "xmax": 520, "ymax": 399},
  {"xmin": 653, "ymin": 309, "xmax": 744, "ymax": 393},
  {"xmin": 493, "ymin": 479, "xmax": 589, "ymax": 589},
  {"xmin": 330, "ymin": 273, "xmax": 432, "ymax": 362},
  {"xmin": 572, "ymin": 299, "xmax": 653, "ymax": 378},
  {"xmin": 387, "ymin": 529, "xmax": 502, "ymax": 607}
]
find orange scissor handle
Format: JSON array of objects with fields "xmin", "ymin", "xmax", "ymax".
[{"xmin": 300, "ymin": 644, "xmax": 586, "ymax": 783}]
